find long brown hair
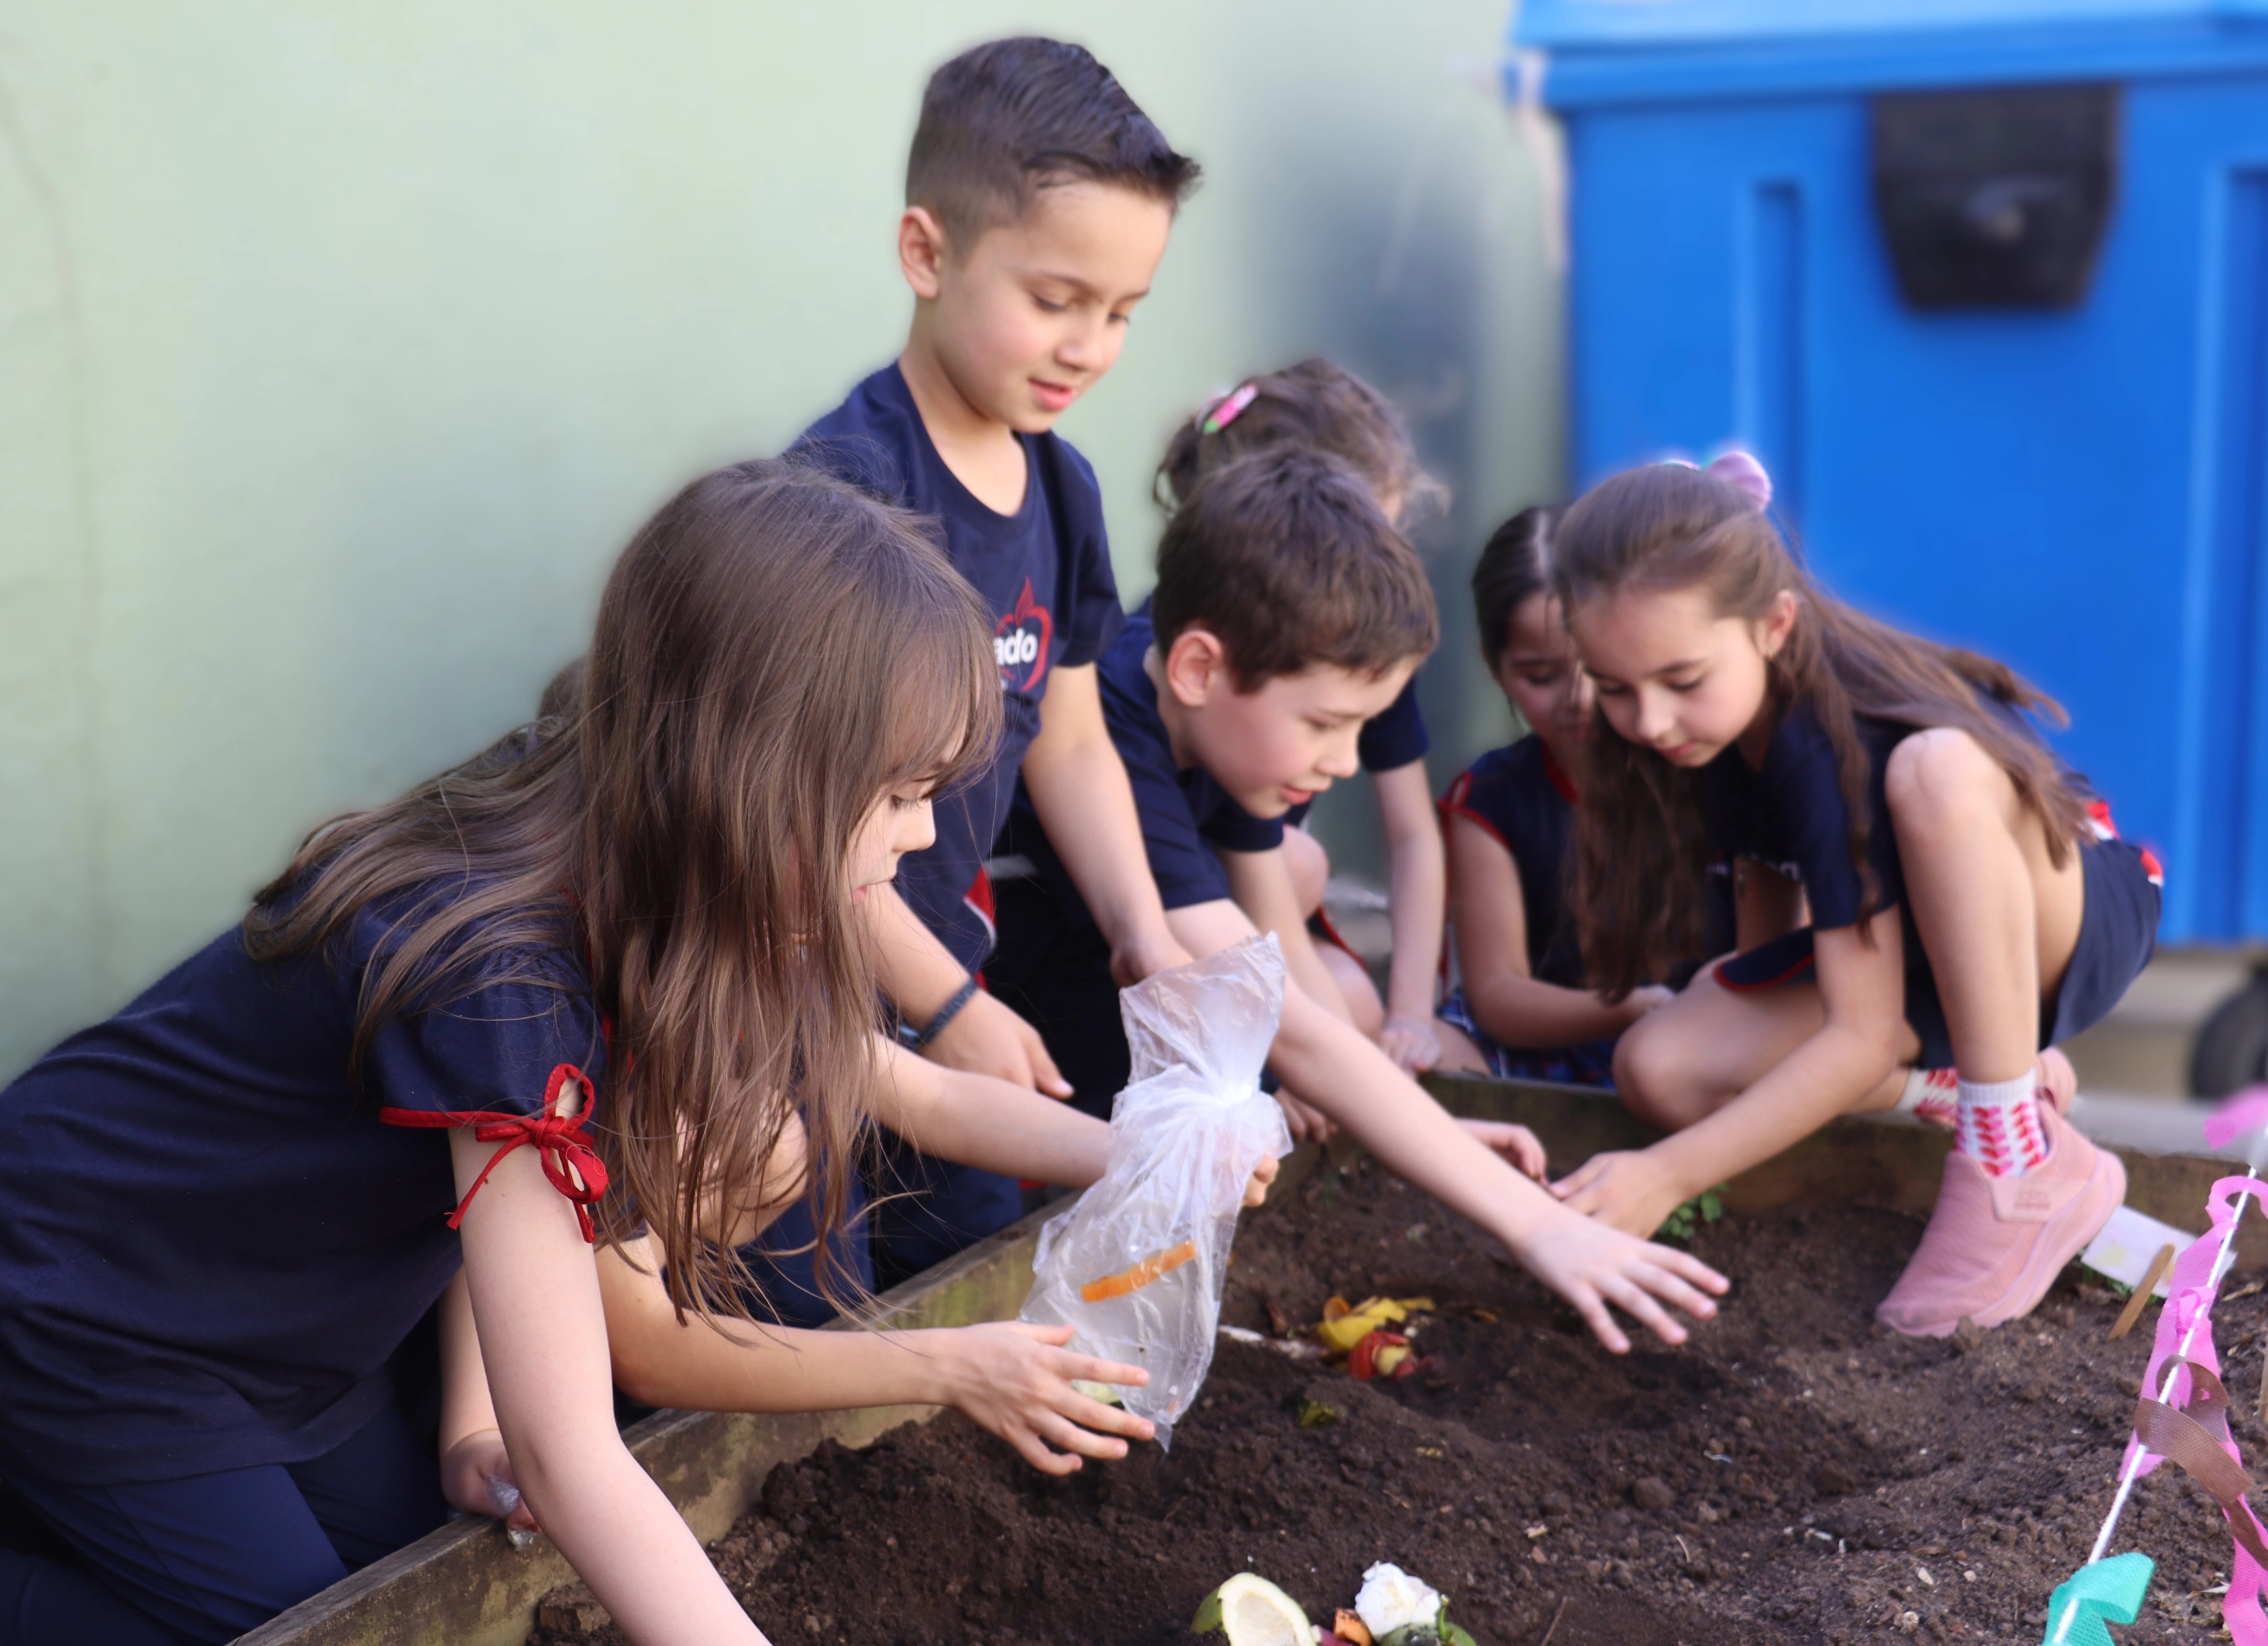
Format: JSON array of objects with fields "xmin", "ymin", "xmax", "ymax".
[
  {"xmin": 244, "ymin": 460, "xmax": 1001, "ymax": 1321},
  {"xmin": 1552, "ymin": 462, "xmax": 2087, "ymax": 997}
]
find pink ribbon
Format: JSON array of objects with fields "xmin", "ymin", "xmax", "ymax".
[{"xmin": 2124, "ymin": 1174, "xmax": 2268, "ymax": 1644}]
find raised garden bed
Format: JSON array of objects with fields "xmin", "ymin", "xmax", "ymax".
[{"xmin": 243, "ymin": 1080, "xmax": 2266, "ymax": 1646}]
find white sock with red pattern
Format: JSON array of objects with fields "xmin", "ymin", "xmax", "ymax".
[
  {"xmin": 1954, "ymin": 1071, "xmax": 2048, "ymax": 1178},
  {"xmin": 1893, "ymin": 1066, "xmax": 1960, "ymax": 1131}
]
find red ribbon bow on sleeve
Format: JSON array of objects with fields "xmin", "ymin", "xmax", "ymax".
[{"xmin": 381, "ymin": 1062, "xmax": 610, "ymax": 1243}]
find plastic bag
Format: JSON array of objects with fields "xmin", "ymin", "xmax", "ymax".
[{"xmin": 1020, "ymin": 934, "xmax": 1293, "ymax": 1447}]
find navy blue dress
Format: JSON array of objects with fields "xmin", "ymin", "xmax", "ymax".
[{"xmin": 0, "ymin": 884, "xmax": 609, "ymax": 1642}]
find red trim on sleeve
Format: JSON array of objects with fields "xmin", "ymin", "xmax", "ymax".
[
  {"xmin": 1715, "ymin": 952, "xmax": 1816, "ymax": 993},
  {"xmin": 1438, "ymin": 772, "xmax": 1511, "ymax": 852},
  {"xmin": 381, "ymin": 1062, "xmax": 609, "ymax": 1243}
]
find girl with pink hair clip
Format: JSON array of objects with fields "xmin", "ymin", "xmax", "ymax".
[{"xmin": 1541, "ymin": 452, "xmax": 2158, "ymax": 1337}]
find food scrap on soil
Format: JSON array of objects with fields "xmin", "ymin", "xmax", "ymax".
[
  {"xmin": 1307, "ymin": 1296, "xmax": 1439, "ymax": 1381},
  {"xmin": 1192, "ymin": 1563, "xmax": 1475, "ymax": 1646}
]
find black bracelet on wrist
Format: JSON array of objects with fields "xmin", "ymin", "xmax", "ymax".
[{"xmin": 898, "ymin": 977, "xmax": 979, "ymax": 1051}]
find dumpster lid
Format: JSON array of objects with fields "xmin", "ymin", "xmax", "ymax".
[
  {"xmin": 1518, "ymin": 0, "xmax": 2263, "ymax": 49},
  {"xmin": 1514, "ymin": 0, "xmax": 2268, "ymax": 106}
]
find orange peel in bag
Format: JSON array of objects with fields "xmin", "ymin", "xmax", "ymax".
[{"xmin": 1081, "ymin": 1238, "xmax": 1199, "ymax": 1304}]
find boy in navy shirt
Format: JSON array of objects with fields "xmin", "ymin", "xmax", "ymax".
[
  {"xmin": 795, "ymin": 38, "xmax": 1198, "ymax": 1279},
  {"xmin": 986, "ymin": 448, "xmax": 1730, "ymax": 1356}
]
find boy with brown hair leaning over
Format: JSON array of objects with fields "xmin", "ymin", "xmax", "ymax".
[
  {"xmin": 793, "ymin": 37, "xmax": 1198, "ymax": 1284},
  {"xmin": 983, "ymin": 447, "xmax": 1730, "ymax": 1353}
]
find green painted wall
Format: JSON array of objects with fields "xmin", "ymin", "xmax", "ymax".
[{"xmin": 0, "ymin": 1, "xmax": 1562, "ymax": 1078}]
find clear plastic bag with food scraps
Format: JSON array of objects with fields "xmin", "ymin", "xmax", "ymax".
[{"xmin": 1020, "ymin": 933, "xmax": 1294, "ymax": 1448}]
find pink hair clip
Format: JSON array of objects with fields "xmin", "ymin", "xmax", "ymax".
[
  {"xmin": 1199, "ymin": 381, "xmax": 1259, "ymax": 436},
  {"xmin": 1706, "ymin": 450, "xmax": 1774, "ymax": 511},
  {"xmin": 1656, "ymin": 449, "xmax": 1773, "ymax": 512}
]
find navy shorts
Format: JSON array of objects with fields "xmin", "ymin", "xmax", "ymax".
[
  {"xmin": 1715, "ymin": 834, "xmax": 2161, "ymax": 1070},
  {"xmin": 1436, "ymin": 988, "xmax": 1619, "ymax": 1089}
]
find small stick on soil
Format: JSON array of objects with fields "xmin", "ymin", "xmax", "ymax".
[
  {"xmin": 1536, "ymin": 1595, "xmax": 1570, "ymax": 1646},
  {"xmin": 2258, "ymin": 1343, "xmax": 2268, "ymax": 1428},
  {"xmin": 2109, "ymin": 1243, "xmax": 2177, "ymax": 1340}
]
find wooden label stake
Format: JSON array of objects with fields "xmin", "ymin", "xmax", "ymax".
[{"xmin": 2110, "ymin": 1243, "xmax": 2179, "ymax": 1341}]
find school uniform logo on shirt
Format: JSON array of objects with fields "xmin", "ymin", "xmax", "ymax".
[{"xmin": 994, "ymin": 578, "xmax": 1054, "ymax": 694}]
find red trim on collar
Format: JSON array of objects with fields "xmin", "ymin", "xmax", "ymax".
[
  {"xmin": 382, "ymin": 1062, "xmax": 608, "ymax": 1243},
  {"xmin": 1539, "ymin": 741, "xmax": 1581, "ymax": 805}
]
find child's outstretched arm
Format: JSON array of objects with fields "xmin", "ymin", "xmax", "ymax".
[
  {"xmin": 1372, "ymin": 760, "xmax": 1448, "ymax": 1072},
  {"xmin": 1161, "ymin": 897, "xmax": 1727, "ymax": 1353},
  {"xmin": 864, "ymin": 881, "xmax": 1071, "ymax": 1098},
  {"xmin": 451, "ymin": 1133, "xmax": 767, "ymax": 1645},
  {"xmin": 1553, "ymin": 907, "xmax": 1908, "ymax": 1237},
  {"xmin": 1445, "ymin": 810, "xmax": 1667, "ymax": 1048},
  {"xmin": 1020, "ymin": 664, "xmax": 1193, "ymax": 987},
  {"xmin": 869, "ymin": 1042, "xmax": 1281, "ymax": 1206},
  {"xmin": 600, "ymin": 1240, "xmax": 1153, "ymax": 1476},
  {"xmin": 598, "ymin": 1051, "xmax": 1272, "ymax": 1472}
]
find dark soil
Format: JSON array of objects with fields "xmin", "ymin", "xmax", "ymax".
[{"xmin": 536, "ymin": 1154, "xmax": 2268, "ymax": 1645}]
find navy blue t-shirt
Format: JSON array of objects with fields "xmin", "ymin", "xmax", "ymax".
[
  {"xmin": 1702, "ymin": 697, "xmax": 2086, "ymax": 949},
  {"xmin": 1700, "ymin": 705, "xmax": 1912, "ymax": 935},
  {"xmin": 1005, "ymin": 605, "xmax": 1281, "ymax": 916},
  {"xmin": 1440, "ymin": 736, "xmax": 1585, "ymax": 988},
  {"xmin": 794, "ymin": 364, "xmax": 1124, "ymax": 969},
  {"xmin": 1359, "ymin": 677, "xmax": 1430, "ymax": 773},
  {"xmin": 0, "ymin": 891, "xmax": 605, "ymax": 1486}
]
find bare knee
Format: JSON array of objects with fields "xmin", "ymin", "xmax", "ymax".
[
  {"xmin": 1885, "ymin": 727, "xmax": 2007, "ymax": 844},
  {"xmin": 1613, "ymin": 1008, "xmax": 1706, "ymax": 1128}
]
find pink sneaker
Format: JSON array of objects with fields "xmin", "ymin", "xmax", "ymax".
[{"xmin": 1875, "ymin": 1103, "xmax": 2124, "ymax": 1339}]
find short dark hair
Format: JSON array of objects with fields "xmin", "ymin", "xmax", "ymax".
[
  {"xmin": 908, "ymin": 37, "xmax": 1201, "ymax": 248},
  {"xmin": 1156, "ymin": 358, "xmax": 1443, "ymax": 520},
  {"xmin": 1471, "ymin": 504, "xmax": 1562, "ymax": 669},
  {"xmin": 1153, "ymin": 448, "xmax": 1438, "ymax": 689}
]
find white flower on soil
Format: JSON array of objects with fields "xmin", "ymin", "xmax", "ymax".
[{"xmin": 1354, "ymin": 1563, "xmax": 1441, "ymax": 1638}]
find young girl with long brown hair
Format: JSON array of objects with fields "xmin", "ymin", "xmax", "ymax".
[
  {"xmin": 1542, "ymin": 455, "xmax": 2159, "ymax": 1338},
  {"xmin": 0, "ymin": 462, "xmax": 1149, "ymax": 1644}
]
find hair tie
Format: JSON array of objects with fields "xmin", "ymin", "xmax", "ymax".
[
  {"xmin": 1198, "ymin": 381, "xmax": 1259, "ymax": 436},
  {"xmin": 1705, "ymin": 450, "xmax": 1773, "ymax": 511}
]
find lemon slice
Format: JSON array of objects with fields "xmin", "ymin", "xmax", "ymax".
[{"xmin": 1192, "ymin": 1573, "xmax": 1313, "ymax": 1646}]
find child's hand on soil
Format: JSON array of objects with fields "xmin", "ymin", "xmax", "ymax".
[
  {"xmin": 1242, "ymin": 1154, "xmax": 1281, "ymax": 1208},
  {"xmin": 1457, "ymin": 1118, "xmax": 1547, "ymax": 1181},
  {"xmin": 927, "ymin": 990, "xmax": 1075, "ymax": 1100},
  {"xmin": 440, "ymin": 1427, "xmax": 541, "ymax": 1534},
  {"xmin": 1517, "ymin": 1202, "xmax": 1727, "ymax": 1354},
  {"xmin": 1549, "ymin": 1148, "xmax": 1686, "ymax": 1238},
  {"xmin": 1276, "ymin": 1089, "xmax": 1337, "ymax": 1144},
  {"xmin": 935, "ymin": 1322, "xmax": 1156, "ymax": 1476},
  {"xmin": 1379, "ymin": 1011, "xmax": 1442, "ymax": 1075}
]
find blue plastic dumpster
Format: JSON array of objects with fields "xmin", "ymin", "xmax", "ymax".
[{"xmin": 1515, "ymin": 0, "xmax": 2268, "ymax": 1084}]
